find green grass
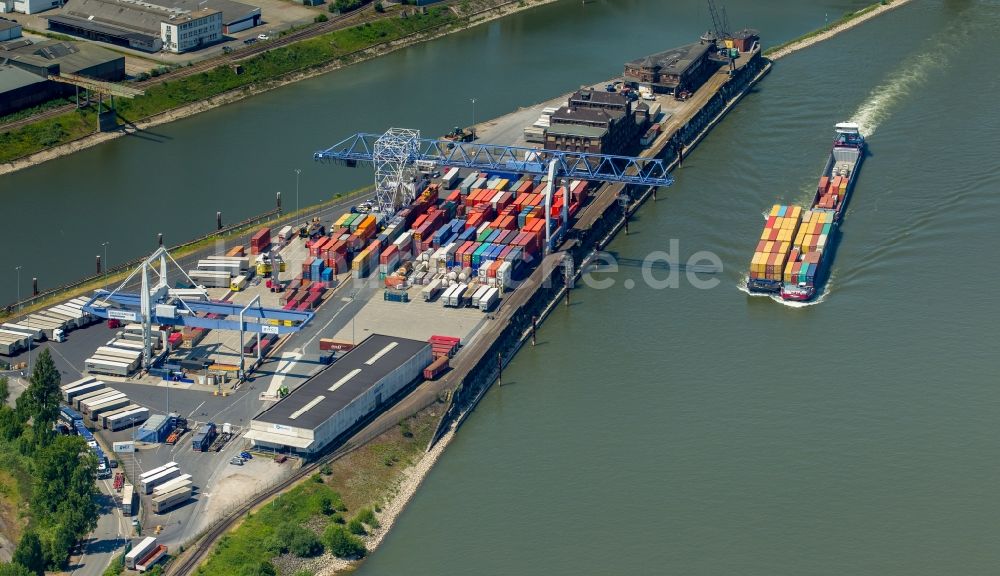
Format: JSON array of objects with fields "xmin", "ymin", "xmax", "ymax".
[
  {"xmin": 0, "ymin": 7, "xmax": 456, "ymax": 165},
  {"xmin": 193, "ymin": 408, "xmax": 439, "ymax": 574},
  {"xmin": 0, "ymin": 98, "xmax": 73, "ymax": 125},
  {"xmin": 764, "ymin": 1, "xmax": 890, "ymax": 57}
]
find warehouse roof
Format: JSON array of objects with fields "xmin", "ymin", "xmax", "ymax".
[
  {"xmin": 625, "ymin": 42, "xmax": 712, "ymax": 76},
  {"xmin": 546, "ymin": 123, "xmax": 608, "ymax": 139},
  {"xmin": 0, "ymin": 19, "xmax": 22, "ymax": 35},
  {"xmin": 0, "ymin": 40, "xmax": 123, "ymax": 74},
  {"xmin": 549, "ymin": 105, "xmax": 622, "ymax": 127},
  {"xmin": 55, "ymin": 0, "xmax": 257, "ymax": 31},
  {"xmin": 0, "ymin": 64, "xmax": 47, "ymax": 93},
  {"xmin": 44, "ymin": 14, "xmax": 158, "ymax": 45},
  {"xmin": 254, "ymin": 334, "xmax": 429, "ymax": 430}
]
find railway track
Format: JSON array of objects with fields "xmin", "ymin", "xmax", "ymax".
[{"xmin": 0, "ymin": 10, "xmax": 374, "ymax": 134}]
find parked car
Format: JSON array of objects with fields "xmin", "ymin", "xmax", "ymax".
[
  {"xmin": 244, "ymin": 37, "xmax": 257, "ymax": 45},
  {"xmin": 257, "ymin": 33, "xmax": 270, "ymax": 41},
  {"xmin": 240, "ymin": 451, "xmax": 253, "ymax": 460},
  {"xmin": 229, "ymin": 457, "xmax": 244, "ymax": 466}
]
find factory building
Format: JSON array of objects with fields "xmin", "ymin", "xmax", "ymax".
[
  {"xmin": 544, "ymin": 89, "xmax": 644, "ymax": 155},
  {"xmin": 0, "ymin": 0, "xmax": 60, "ymax": 15},
  {"xmin": 44, "ymin": 0, "xmax": 258, "ymax": 53},
  {"xmin": 246, "ymin": 334, "xmax": 432, "ymax": 456},
  {"xmin": 623, "ymin": 41, "xmax": 716, "ymax": 96},
  {"xmin": 0, "ymin": 17, "xmax": 22, "ymax": 40},
  {"xmin": 0, "ymin": 38, "xmax": 124, "ymax": 116}
]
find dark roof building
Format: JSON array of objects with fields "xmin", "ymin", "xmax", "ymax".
[
  {"xmin": 0, "ymin": 17, "xmax": 23, "ymax": 42},
  {"xmin": 0, "ymin": 64, "xmax": 51, "ymax": 116},
  {"xmin": 0, "ymin": 39, "xmax": 124, "ymax": 79},
  {"xmin": 623, "ymin": 41, "xmax": 719, "ymax": 95},
  {"xmin": 247, "ymin": 334, "xmax": 432, "ymax": 455}
]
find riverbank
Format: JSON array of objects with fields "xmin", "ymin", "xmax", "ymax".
[
  {"xmin": 0, "ymin": 0, "xmax": 558, "ymax": 177},
  {"xmin": 765, "ymin": 0, "xmax": 914, "ymax": 60}
]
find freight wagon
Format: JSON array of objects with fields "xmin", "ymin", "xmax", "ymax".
[
  {"xmin": 479, "ymin": 287, "xmax": 500, "ymax": 312},
  {"xmin": 60, "ymin": 376, "xmax": 96, "ymax": 399},
  {"xmin": 58, "ymin": 406, "xmax": 84, "ymax": 429},
  {"xmin": 105, "ymin": 407, "xmax": 149, "ymax": 431},
  {"xmin": 138, "ymin": 462, "xmax": 177, "ymax": 483},
  {"xmin": 122, "ymin": 483, "xmax": 135, "ymax": 515},
  {"xmin": 152, "ymin": 486, "xmax": 192, "ymax": 514},
  {"xmin": 204, "ymin": 255, "xmax": 251, "ymax": 270},
  {"xmin": 94, "ymin": 346, "xmax": 141, "ymax": 363},
  {"xmin": 196, "ymin": 259, "xmax": 245, "ymax": 275},
  {"xmin": 421, "ymin": 278, "xmax": 443, "ymax": 301},
  {"xmin": 0, "ymin": 332, "xmax": 28, "ymax": 356}
]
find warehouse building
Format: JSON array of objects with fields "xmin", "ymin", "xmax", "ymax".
[
  {"xmin": 44, "ymin": 0, "xmax": 259, "ymax": 53},
  {"xmin": 544, "ymin": 89, "xmax": 644, "ymax": 155},
  {"xmin": 0, "ymin": 63, "xmax": 49, "ymax": 116},
  {"xmin": 623, "ymin": 41, "xmax": 717, "ymax": 95},
  {"xmin": 0, "ymin": 0, "xmax": 60, "ymax": 15},
  {"xmin": 0, "ymin": 39, "xmax": 124, "ymax": 116},
  {"xmin": 246, "ymin": 334, "xmax": 432, "ymax": 456},
  {"xmin": 0, "ymin": 17, "xmax": 22, "ymax": 40}
]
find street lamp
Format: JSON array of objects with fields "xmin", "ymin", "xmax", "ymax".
[
  {"xmin": 470, "ymin": 98, "xmax": 477, "ymax": 141},
  {"xmin": 101, "ymin": 241, "xmax": 110, "ymax": 288},
  {"xmin": 14, "ymin": 266, "xmax": 21, "ymax": 314},
  {"xmin": 294, "ymin": 169, "xmax": 301, "ymax": 228}
]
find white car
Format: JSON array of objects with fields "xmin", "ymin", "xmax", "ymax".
[{"xmin": 257, "ymin": 33, "xmax": 270, "ymax": 41}]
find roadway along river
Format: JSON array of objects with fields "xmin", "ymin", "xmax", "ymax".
[{"xmin": 7, "ymin": 1, "xmax": 1000, "ymax": 574}]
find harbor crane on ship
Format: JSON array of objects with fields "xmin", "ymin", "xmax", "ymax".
[
  {"xmin": 81, "ymin": 247, "xmax": 314, "ymax": 380},
  {"xmin": 313, "ymin": 128, "xmax": 675, "ymax": 252}
]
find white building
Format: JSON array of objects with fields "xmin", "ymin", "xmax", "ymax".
[
  {"xmin": 0, "ymin": 0, "xmax": 60, "ymax": 15},
  {"xmin": 160, "ymin": 7, "xmax": 221, "ymax": 53}
]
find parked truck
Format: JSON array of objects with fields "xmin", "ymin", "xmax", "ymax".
[{"xmin": 191, "ymin": 422, "xmax": 217, "ymax": 452}]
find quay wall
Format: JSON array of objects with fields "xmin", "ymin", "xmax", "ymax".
[{"xmin": 430, "ymin": 52, "xmax": 772, "ymax": 446}]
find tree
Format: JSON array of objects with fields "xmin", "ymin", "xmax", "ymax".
[
  {"xmin": 275, "ymin": 524, "xmax": 324, "ymax": 558},
  {"xmin": 374, "ymin": 1, "xmax": 384, "ymax": 12},
  {"xmin": 17, "ymin": 349, "xmax": 60, "ymax": 441},
  {"xmin": 238, "ymin": 562, "xmax": 276, "ymax": 576},
  {"xmin": 11, "ymin": 532, "xmax": 45, "ymax": 576},
  {"xmin": 323, "ymin": 525, "xmax": 366, "ymax": 559},
  {"xmin": 0, "ymin": 563, "xmax": 33, "ymax": 576},
  {"xmin": 30, "ymin": 435, "xmax": 98, "ymax": 568},
  {"xmin": 0, "ymin": 405, "xmax": 24, "ymax": 442},
  {"xmin": 0, "ymin": 375, "xmax": 9, "ymax": 405}
]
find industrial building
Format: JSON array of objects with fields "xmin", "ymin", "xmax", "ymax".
[
  {"xmin": 247, "ymin": 334, "xmax": 433, "ymax": 455},
  {"xmin": 0, "ymin": 0, "xmax": 60, "ymax": 15},
  {"xmin": 0, "ymin": 17, "xmax": 21, "ymax": 40},
  {"xmin": 44, "ymin": 0, "xmax": 260, "ymax": 53},
  {"xmin": 623, "ymin": 41, "xmax": 716, "ymax": 95},
  {"xmin": 544, "ymin": 89, "xmax": 644, "ymax": 155},
  {"xmin": 0, "ymin": 38, "xmax": 124, "ymax": 116}
]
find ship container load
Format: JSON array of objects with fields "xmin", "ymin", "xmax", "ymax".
[
  {"xmin": 204, "ymin": 255, "xmax": 251, "ymax": 270},
  {"xmin": 141, "ymin": 466, "xmax": 180, "ymax": 494},
  {"xmin": 136, "ymin": 544, "xmax": 168, "ymax": 571},
  {"xmin": 88, "ymin": 396, "xmax": 131, "ymax": 421},
  {"xmin": 125, "ymin": 537, "xmax": 158, "ymax": 570},
  {"xmin": 1, "ymin": 323, "xmax": 43, "ymax": 341},
  {"xmin": 151, "ymin": 474, "xmax": 192, "ymax": 497},
  {"xmin": 85, "ymin": 357, "xmax": 135, "ymax": 377},
  {"xmin": 152, "ymin": 486, "xmax": 192, "ymax": 514},
  {"xmin": 71, "ymin": 387, "xmax": 110, "ymax": 410},
  {"xmin": 105, "ymin": 407, "xmax": 149, "ymax": 431},
  {"xmin": 138, "ymin": 461, "xmax": 178, "ymax": 484},
  {"xmin": 60, "ymin": 376, "xmax": 97, "ymax": 398},
  {"xmin": 78, "ymin": 390, "xmax": 123, "ymax": 413},
  {"xmin": 746, "ymin": 122, "xmax": 865, "ymax": 302},
  {"xmin": 122, "ymin": 483, "xmax": 135, "ymax": 515}
]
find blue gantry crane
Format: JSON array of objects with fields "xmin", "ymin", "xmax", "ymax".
[
  {"xmin": 314, "ymin": 128, "xmax": 674, "ymax": 251},
  {"xmin": 83, "ymin": 247, "xmax": 313, "ymax": 378}
]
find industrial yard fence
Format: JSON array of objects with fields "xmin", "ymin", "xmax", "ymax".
[{"xmin": 0, "ymin": 208, "xmax": 280, "ymax": 319}]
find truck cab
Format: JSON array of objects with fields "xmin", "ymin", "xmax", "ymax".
[{"xmin": 52, "ymin": 328, "xmax": 66, "ymax": 342}]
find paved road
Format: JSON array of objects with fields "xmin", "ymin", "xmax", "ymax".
[{"xmin": 68, "ymin": 465, "xmax": 130, "ymax": 576}]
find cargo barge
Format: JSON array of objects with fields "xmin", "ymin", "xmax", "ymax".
[{"xmin": 747, "ymin": 122, "xmax": 865, "ymax": 302}]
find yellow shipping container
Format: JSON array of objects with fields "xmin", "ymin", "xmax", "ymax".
[
  {"xmin": 770, "ymin": 204, "xmax": 783, "ymax": 217},
  {"xmin": 335, "ymin": 214, "xmax": 352, "ymax": 227},
  {"xmin": 788, "ymin": 205, "xmax": 802, "ymax": 219},
  {"xmin": 777, "ymin": 228, "xmax": 792, "ymax": 242}
]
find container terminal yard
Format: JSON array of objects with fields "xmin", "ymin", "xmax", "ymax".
[{"xmin": 0, "ymin": 25, "xmax": 771, "ymax": 574}]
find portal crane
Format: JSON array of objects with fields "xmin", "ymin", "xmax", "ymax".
[
  {"xmin": 314, "ymin": 128, "xmax": 674, "ymax": 251},
  {"xmin": 82, "ymin": 247, "xmax": 313, "ymax": 379}
]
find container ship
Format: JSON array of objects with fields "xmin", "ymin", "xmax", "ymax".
[{"xmin": 747, "ymin": 122, "xmax": 866, "ymax": 302}]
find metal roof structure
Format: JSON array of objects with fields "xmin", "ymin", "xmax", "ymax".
[
  {"xmin": 624, "ymin": 42, "xmax": 712, "ymax": 77},
  {"xmin": 254, "ymin": 334, "xmax": 429, "ymax": 430},
  {"xmin": 0, "ymin": 64, "xmax": 46, "ymax": 93},
  {"xmin": 545, "ymin": 123, "xmax": 609, "ymax": 139},
  {"xmin": 0, "ymin": 40, "xmax": 123, "ymax": 75}
]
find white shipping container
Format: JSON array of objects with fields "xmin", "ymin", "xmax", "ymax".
[
  {"xmin": 479, "ymin": 287, "xmax": 500, "ymax": 311},
  {"xmin": 471, "ymin": 285, "xmax": 491, "ymax": 308},
  {"xmin": 422, "ymin": 278, "xmax": 443, "ymax": 301},
  {"xmin": 125, "ymin": 537, "xmax": 158, "ymax": 570}
]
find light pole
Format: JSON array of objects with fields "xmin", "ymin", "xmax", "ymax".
[
  {"xmin": 294, "ymin": 169, "xmax": 301, "ymax": 228},
  {"xmin": 470, "ymin": 98, "xmax": 477, "ymax": 141},
  {"xmin": 101, "ymin": 241, "xmax": 110, "ymax": 288},
  {"xmin": 14, "ymin": 266, "xmax": 21, "ymax": 314}
]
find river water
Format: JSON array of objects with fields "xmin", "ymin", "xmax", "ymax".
[{"xmin": 6, "ymin": 0, "xmax": 1000, "ymax": 573}]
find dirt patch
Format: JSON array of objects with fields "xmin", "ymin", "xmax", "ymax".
[{"xmin": 0, "ymin": 469, "xmax": 26, "ymax": 563}]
